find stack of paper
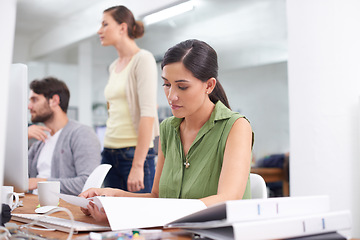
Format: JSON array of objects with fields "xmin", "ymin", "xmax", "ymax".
[
  {"xmin": 59, "ymin": 194, "xmax": 351, "ymax": 239},
  {"xmin": 59, "ymin": 194, "xmax": 207, "ymax": 230},
  {"xmin": 94, "ymin": 197, "xmax": 207, "ymax": 230},
  {"xmin": 164, "ymin": 196, "xmax": 351, "ymax": 240}
]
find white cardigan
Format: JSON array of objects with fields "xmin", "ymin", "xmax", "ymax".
[{"xmin": 108, "ymin": 49, "xmax": 159, "ymax": 140}]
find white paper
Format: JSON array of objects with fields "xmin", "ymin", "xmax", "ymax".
[
  {"xmin": 58, "ymin": 193, "xmax": 93, "ymax": 209},
  {"xmin": 97, "ymin": 197, "xmax": 207, "ymax": 230},
  {"xmin": 81, "ymin": 164, "xmax": 112, "ymax": 192}
]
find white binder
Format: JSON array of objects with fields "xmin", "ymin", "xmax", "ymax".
[
  {"xmin": 186, "ymin": 210, "xmax": 351, "ymax": 240},
  {"xmin": 166, "ymin": 195, "xmax": 330, "ymax": 228}
]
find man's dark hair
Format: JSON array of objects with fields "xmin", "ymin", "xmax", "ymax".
[{"xmin": 29, "ymin": 77, "xmax": 70, "ymax": 113}]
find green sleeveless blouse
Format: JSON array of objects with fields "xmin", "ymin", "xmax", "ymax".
[{"xmin": 159, "ymin": 101, "xmax": 251, "ymax": 199}]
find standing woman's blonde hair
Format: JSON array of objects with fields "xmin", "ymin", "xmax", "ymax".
[{"xmin": 104, "ymin": 6, "xmax": 144, "ymax": 39}]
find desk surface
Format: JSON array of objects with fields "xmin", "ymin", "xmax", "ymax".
[{"xmin": 10, "ymin": 194, "xmax": 191, "ymax": 240}]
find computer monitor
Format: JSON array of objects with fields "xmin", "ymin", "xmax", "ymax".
[{"xmin": 3, "ymin": 63, "xmax": 29, "ymax": 193}]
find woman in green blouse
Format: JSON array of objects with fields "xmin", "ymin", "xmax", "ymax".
[{"xmin": 80, "ymin": 39, "xmax": 253, "ymax": 221}]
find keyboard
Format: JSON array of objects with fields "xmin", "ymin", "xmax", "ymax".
[{"xmin": 11, "ymin": 213, "xmax": 111, "ymax": 234}]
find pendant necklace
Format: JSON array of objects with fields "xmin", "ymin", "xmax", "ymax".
[
  {"xmin": 181, "ymin": 140, "xmax": 190, "ymax": 169},
  {"xmin": 184, "ymin": 156, "xmax": 190, "ymax": 169},
  {"xmin": 181, "ymin": 121, "xmax": 191, "ymax": 169}
]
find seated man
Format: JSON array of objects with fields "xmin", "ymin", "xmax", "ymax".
[{"xmin": 28, "ymin": 77, "xmax": 101, "ymax": 195}]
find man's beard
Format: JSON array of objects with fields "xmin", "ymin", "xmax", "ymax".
[{"xmin": 31, "ymin": 107, "xmax": 54, "ymax": 123}]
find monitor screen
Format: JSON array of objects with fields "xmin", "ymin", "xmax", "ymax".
[{"xmin": 3, "ymin": 63, "xmax": 29, "ymax": 193}]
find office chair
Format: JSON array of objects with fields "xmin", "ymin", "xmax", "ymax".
[
  {"xmin": 250, "ymin": 173, "xmax": 268, "ymax": 199},
  {"xmin": 82, "ymin": 164, "xmax": 112, "ymax": 192}
]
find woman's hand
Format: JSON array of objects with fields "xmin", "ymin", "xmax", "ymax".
[
  {"xmin": 86, "ymin": 201, "xmax": 109, "ymax": 223},
  {"xmin": 79, "ymin": 188, "xmax": 105, "ymax": 216},
  {"xmin": 78, "ymin": 188, "xmax": 125, "ymax": 217},
  {"xmin": 79, "ymin": 188, "xmax": 107, "ymax": 199},
  {"xmin": 127, "ymin": 166, "xmax": 144, "ymax": 192}
]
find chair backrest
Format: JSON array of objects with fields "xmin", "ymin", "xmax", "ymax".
[
  {"xmin": 82, "ymin": 164, "xmax": 112, "ymax": 192},
  {"xmin": 250, "ymin": 173, "xmax": 267, "ymax": 199}
]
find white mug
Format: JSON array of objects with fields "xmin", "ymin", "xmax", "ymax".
[
  {"xmin": 37, "ymin": 181, "xmax": 60, "ymax": 207},
  {"xmin": 1, "ymin": 186, "xmax": 19, "ymax": 211}
]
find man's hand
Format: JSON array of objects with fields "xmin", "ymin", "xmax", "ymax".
[
  {"xmin": 28, "ymin": 125, "xmax": 51, "ymax": 142},
  {"xmin": 28, "ymin": 178, "xmax": 47, "ymax": 190},
  {"xmin": 127, "ymin": 166, "xmax": 144, "ymax": 192}
]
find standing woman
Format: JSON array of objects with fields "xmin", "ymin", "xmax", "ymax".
[{"xmin": 98, "ymin": 5, "xmax": 159, "ymax": 193}]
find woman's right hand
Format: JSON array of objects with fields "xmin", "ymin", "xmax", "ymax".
[{"xmin": 78, "ymin": 188, "xmax": 126, "ymax": 216}]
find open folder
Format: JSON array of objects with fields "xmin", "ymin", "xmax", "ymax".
[
  {"xmin": 59, "ymin": 194, "xmax": 207, "ymax": 230},
  {"xmin": 94, "ymin": 197, "xmax": 207, "ymax": 230}
]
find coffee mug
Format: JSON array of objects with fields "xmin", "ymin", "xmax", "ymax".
[
  {"xmin": 1, "ymin": 186, "xmax": 20, "ymax": 210},
  {"xmin": 37, "ymin": 181, "xmax": 60, "ymax": 206}
]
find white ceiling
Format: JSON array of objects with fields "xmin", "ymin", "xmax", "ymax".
[
  {"xmin": 14, "ymin": 0, "xmax": 287, "ymax": 70},
  {"xmin": 16, "ymin": 0, "xmax": 99, "ymax": 35}
]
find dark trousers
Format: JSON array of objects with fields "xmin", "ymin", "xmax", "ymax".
[{"xmin": 101, "ymin": 147, "xmax": 155, "ymax": 193}]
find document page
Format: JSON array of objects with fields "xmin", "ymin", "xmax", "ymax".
[
  {"xmin": 96, "ymin": 197, "xmax": 207, "ymax": 230},
  {"xmin": 58, "ymin": 193, "xmax": 91, "ymax": 208}
]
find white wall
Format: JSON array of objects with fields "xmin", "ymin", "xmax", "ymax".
[
  {"xmin": 222, "ymin": 62, "xmax": 289, "ymax": 159},
  {"xmin": 78, "ymin": 41, "xmax": 93, "ymax": 126},
  {"xmin": 287, "ymin": 0, "xmax": 360, "ymax": 237},
  {"xmin": 27, "ymin": 62, "xmax": 79, "ymax": 107},
  {"xmin": 13, "ymin": 33, "xmax": 30, "ymax": 63}
]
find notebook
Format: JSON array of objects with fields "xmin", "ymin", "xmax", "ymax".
[{"xmin": 11, "ymin": 213, "xmax": 111, "ymax": 234}]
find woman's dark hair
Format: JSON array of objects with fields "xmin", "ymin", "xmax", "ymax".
[
  {"xmin": 30, "ymin": 77, "xmax": 70, "ymax": 113},
  {"xmin": 161, "ymin": 39, "xmax": 230, "ymax": 109},
  {"xmin": 104, "ymin": 5, "xmax": 144, "ymax": 39}
]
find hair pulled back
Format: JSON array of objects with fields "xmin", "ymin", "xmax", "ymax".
[
  {"xmin": 104, "ymin": 5, "xmax": 144, "ymax": 39},
  {"xmin": 161, "ymin": 39, "xmax": 230, "ymax": 109}
]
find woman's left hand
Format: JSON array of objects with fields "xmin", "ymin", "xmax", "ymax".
[
  {"xmin": 127, "ymin": 166, "xmax": 144, "ymax": 192},
  {"xmin": 86, "ymin": 201, "xmax": 109, "ymax": 223}
]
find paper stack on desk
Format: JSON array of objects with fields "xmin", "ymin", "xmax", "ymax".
[
  {"xmin": 59, "ymin": 194, "xmax": 351, "ymax": 239},
  {"xmin": 59, "ymin": 194, "xmax": 207, "ymax": 230},
  {"xmin": 164, "ymin": 195, "xmax": 351, "ymax": 240},
  {"xmin": 95, "ymin": 197, "xmax": 207, "ymax": 230}
]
